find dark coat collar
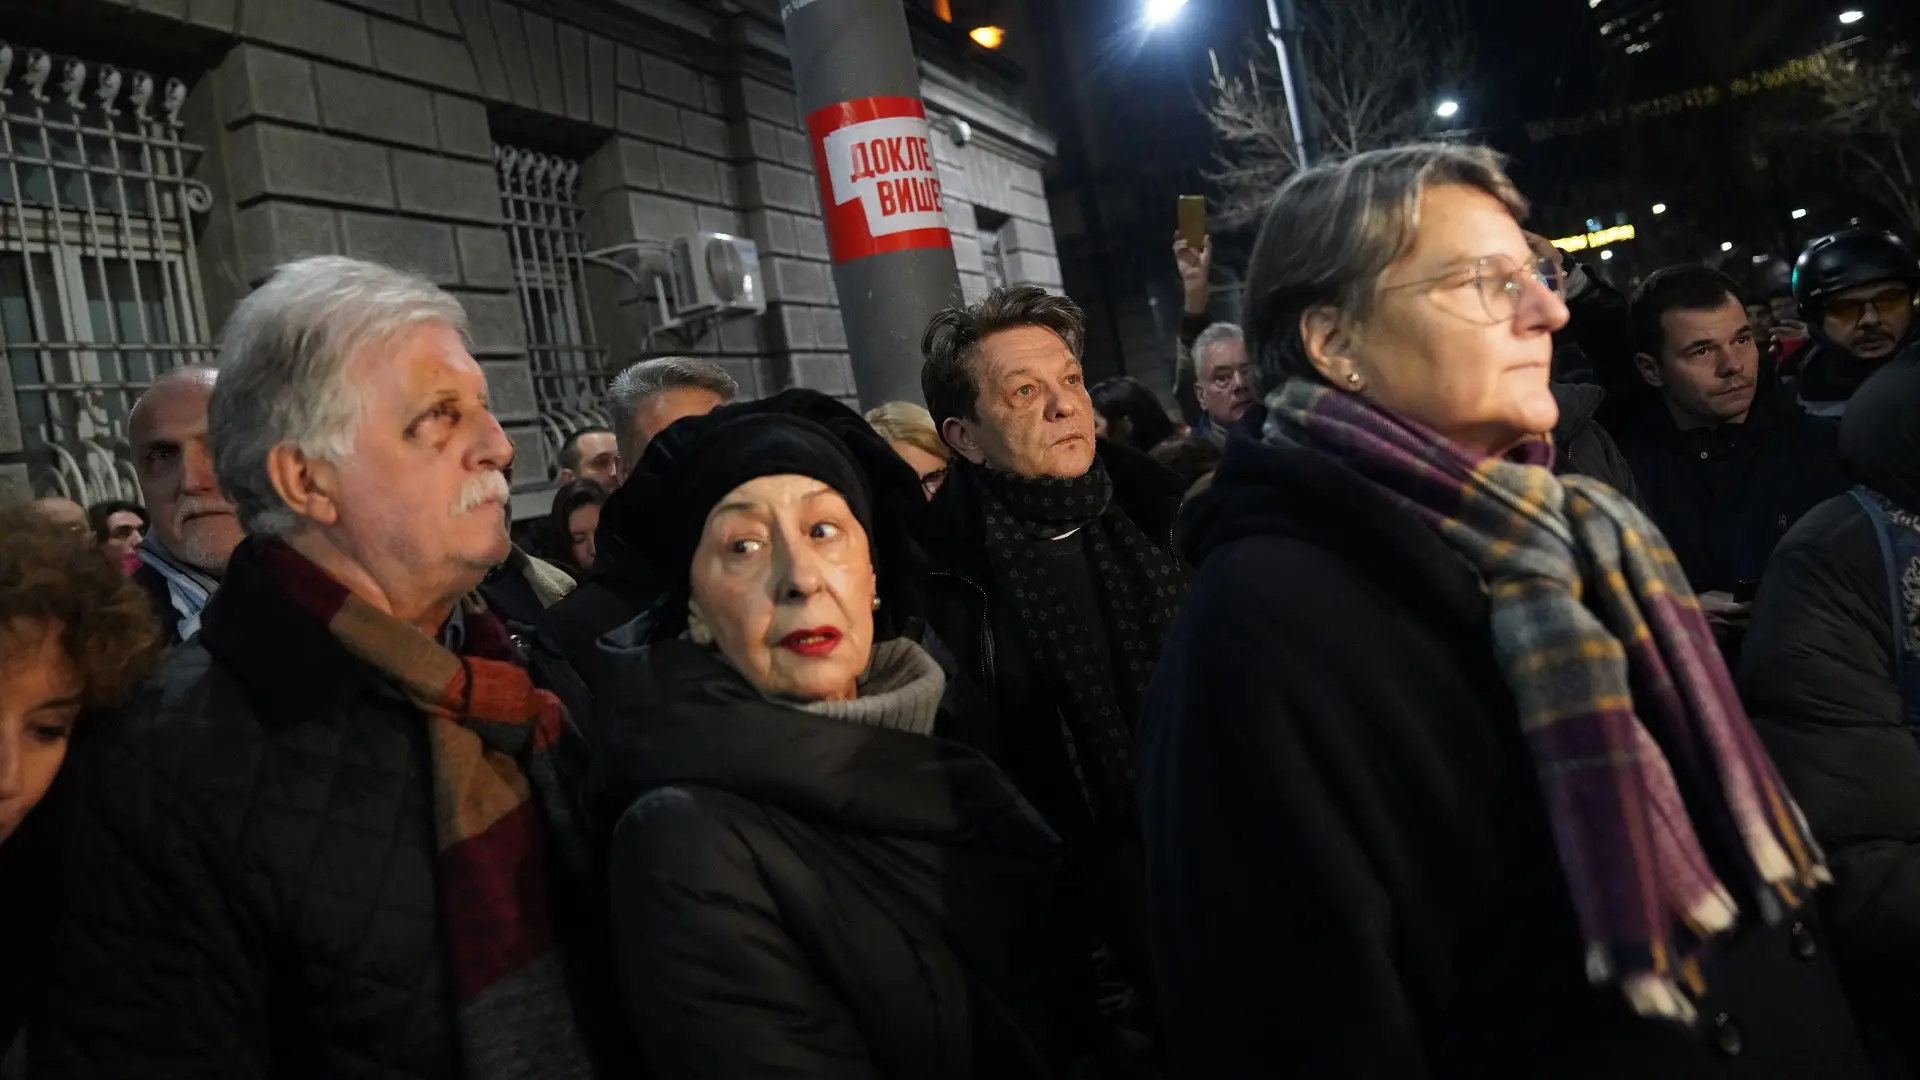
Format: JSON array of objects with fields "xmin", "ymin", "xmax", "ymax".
[
  {"xmin": 1180, "ymin": 434, "xmax": 1491, "ymax": 637},
  {"xmin": 594, "ymin": 635, "xmax": 1057, "ymax": 856},
  {"xmin": 196, "ymin": 538, "xmax": 387, "ymax": 727}
]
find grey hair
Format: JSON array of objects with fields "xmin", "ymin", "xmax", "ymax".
[
  {"xmin": 209, "ymin": 256, "xmax": 469, "ymax": 536},
  {"xmin": 604, "ymin": 356, "xmax": 738, "ymax": 461},
  {"xmin": 1189, "ymin": 322, "xmax": 1245, "ymax": 379},
  {"xmin": 1243, "ymin": 142, "xmax": 1528, "ymax": 386}
]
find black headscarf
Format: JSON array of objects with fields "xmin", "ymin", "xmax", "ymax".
[
  {"xmin": 620, "ymin": 388, "xmax": 929, "ymax": 637},
  {"xmin": 1840, "ymin": 348, "xmax": 1920, "ymax": 513}
]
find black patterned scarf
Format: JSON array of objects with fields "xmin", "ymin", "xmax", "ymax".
[{"xmin": 965, "ymin": 457, "xmax": 1188, "ymax": 821}]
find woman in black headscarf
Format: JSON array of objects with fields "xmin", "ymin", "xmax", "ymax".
[
  {"xmin": 593, "ymin": 389, "xmax": 1090, "ymax": 1079},
  {"xmin": 1740, "ymin": 351, "xmax": 1920, "ymax": 1075}
]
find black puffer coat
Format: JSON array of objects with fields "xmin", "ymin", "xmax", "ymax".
[
  {"xmin": 1549, "ymin": 382, "xmax": 1645, "ymax": 509},
  {"xmin": 595, "ymin": 634, "xmax": 1084, "ymax": 1079},
  {"xmin": 1740, "ymin": 354, "xmax": 1920, "ymax": 1077},
  {"xmin": 30, "ymin": 540, "xmax": 612, "ymax": 1079},
  {"xmin": 1142, "ymin": 432, "xmax": 1873, "ymax": 1079}
]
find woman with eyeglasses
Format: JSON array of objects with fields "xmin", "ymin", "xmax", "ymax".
[
  {"xmin": 1139, "ymin": 144, "xmax": 1872, "ymax": 1078},
  {"xmin": 866, "ymin": 400, "xmax": 952, "ymax": 499}
]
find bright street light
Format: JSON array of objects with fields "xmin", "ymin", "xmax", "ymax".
[
  {"xmin": 1792, "ymin": 208, "xmax": 1808, "ymax": 219},
  {"xmin": 1752, "ymin": 254, "xmax": 1771, "ymax": 264},
  {"xmin": 1435, "ymin": 100, "xmax": 1460, "ymax": 119},
  {"xmin": 1600, "ymin": 250, "xmax": 1615, "ymax": 261},
  {"xmin": 1839, "ymin": 10, "xmax": 1865, "ymax": 24},
  {"xmin": 1145, "ymin": 0, "xmax": 1188, "ymax": 25},
  {"xmin": 1652, "ymin": 203, "xmax": 1668, "ymax": 215},
  {"xmin": 1721, "ymin": 241, "xmax": 1735, "ymax": 252}
]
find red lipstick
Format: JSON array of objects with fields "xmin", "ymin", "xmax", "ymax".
[{"xmin": 778, "ymin": 627, "xmax": 842, "ymax": 657}]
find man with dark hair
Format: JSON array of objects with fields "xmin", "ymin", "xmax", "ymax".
[
  {"xmin": 920, "ymin": 283, "xmax": 1187, "ymax": 1059},
  {"xmin": 1614, "ymin": 264, "xmax": 1847, "ymax": 636},
  {"xmin": 1789, "ymin": 227, "xmax": 1920, "ymax": 417},
  {"xmin": 86, "ymin": 500, "xmax": 148, "ymax": 568},
  {"xmin": 554, "ymin": 425, "xmax": 617, "ymax": 491}
]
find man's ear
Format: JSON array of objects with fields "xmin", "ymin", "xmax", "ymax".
[
  {"xmin": 555, "ymin": 467, "xmax": 577, "ymax": 486},
  {"xmin": 941, "ymin": 416, "xmax": 988, "ymax": 466},
  {"xmin": 1633, "ymin": 351, "xmax": 1666, "ymax": 390},
  {"xmin": 1301, "ymin": 305, "xmax": 1362, "ymax": 387},
  {"xmin": 265, "ymin": 443, "xmax": 341, "ymax": 527}
]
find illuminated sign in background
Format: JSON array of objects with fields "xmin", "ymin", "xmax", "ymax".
[{"xmin": 1551, "ymin": 224, "xmax": 1636, "ymax": 253}]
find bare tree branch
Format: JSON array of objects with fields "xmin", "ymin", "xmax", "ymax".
[
  {"xmin": 1203, "ymin": 0, "xmax": 1476, "ymax": 229},
  {"xmin": 1764, "ymin": 46, "xmax": 1920, "ymax": 236}
]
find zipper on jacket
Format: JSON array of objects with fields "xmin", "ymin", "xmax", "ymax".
[{"xmin": 929, "ymin": 570, "xmax": 995, "ymax": 692}]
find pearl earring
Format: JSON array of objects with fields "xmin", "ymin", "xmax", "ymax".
[
  {"xmin": 871, "ymin": 596, "xmax": 882, "ymax": 612},
  {"xmin": 1346, "ymin": 372, "xmax": 1362, "ymax": 387}
]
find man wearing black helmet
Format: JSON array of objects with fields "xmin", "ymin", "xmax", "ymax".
[{"xmin": 1789, "ymin": 227, "xmax": 1920, "ymax": 417}]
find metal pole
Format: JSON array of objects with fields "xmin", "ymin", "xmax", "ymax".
[
  {"xmin": 782, "ymin": 0, "xmax": 964, "ymax": 408},
  {"xmin": 1265, "ymin": 0, "xmax": 1314, "ymax": 168}
]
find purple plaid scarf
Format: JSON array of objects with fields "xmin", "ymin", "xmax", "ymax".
[{"xmin": 1265, "ymin": 379, "xmax": 1827, "ymax": 1022}]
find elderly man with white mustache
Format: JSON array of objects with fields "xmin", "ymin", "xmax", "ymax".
[
  {"xmin": 126, "ymin": 365, "xmax": 245, "ymax": 643},
  {"xmin": 33, "ymin": 257, "xmax": 618, "ymax": 1080}
]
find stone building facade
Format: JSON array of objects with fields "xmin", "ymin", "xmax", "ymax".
[{"xmin": 0, "ymin": 0, "xmax": 1061, "ymax": 516}]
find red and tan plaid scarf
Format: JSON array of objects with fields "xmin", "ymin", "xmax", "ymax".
[{"xmin": 260, "ymin": 540, "xmax": 593, "ymax": 1079}]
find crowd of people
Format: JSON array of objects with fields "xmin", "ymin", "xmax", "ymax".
[{"xmin": 3, "ymin": 140, "xmax": 1920, "ymax": 1079}]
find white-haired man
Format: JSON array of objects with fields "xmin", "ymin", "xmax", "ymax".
[
  {"xmin": 125, "ymin": 365, "xmax": 245, "ymax": 643},
  {"xmin": 35, "ymin": 257, "xmax": 614, "ymax": 1079},
  {"xmin": 543, "ymin": 355, "xmax": 736, "ymax": 694}
]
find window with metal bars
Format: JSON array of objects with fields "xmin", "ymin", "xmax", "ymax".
[
  {"xmin": 0, "ymin": 43, "xmax": 214, "ymax": 503},
  {"xmin": 495, "ymin": 145, "xmax": 608, "ymax": 483}
]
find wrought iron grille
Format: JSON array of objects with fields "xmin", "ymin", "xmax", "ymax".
[
  {"xmin": 0, "ymin": 43, "xmax": 214, "ymax": 503},
  {"xmin": 495, "ymin": 145, "xmax": 608, "ymax": 481}
]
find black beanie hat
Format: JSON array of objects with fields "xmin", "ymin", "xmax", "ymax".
[{"xmin": 609, "ymin": 388, "xmax": 927, "ymax": 637}]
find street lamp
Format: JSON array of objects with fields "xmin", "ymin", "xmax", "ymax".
[
  {"xmin": 1600, "ymin": 250, "xmax": 1615, "ymax": 261},
  {"xmin": 1652, "ymin": 203, "xmax": 1668, "ymax": 215},
  {"xmin": 1792, "ymin": 208, "xmax": 1808, "ymax": 219},
  {"xmin": 1839, "ymin": 10, "xmax": 1865, "ymax": 24},
  {"xmin": 1721, "ymin": 241, "xmax": 1735, "ymax": 252},
  {"xmin": 1435, "ymin": 99, "xmax": 1460, "ymax": 119},
  {"xmin": 1145, "ymin": 0, "xmax": 1188, "ymax": 26}
]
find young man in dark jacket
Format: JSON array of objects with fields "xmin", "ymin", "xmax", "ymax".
[
  {"xmin": 1741, "ymin": 352, "xmax": 1920, "ymax": 1077},
  {"xmin": 1613, "ymin": 265, "xmax": 1848, "ymax": 635},
  {"xmin": 34, "ymin": 257, "xmax": 616, "ymax": 1079},
  {"xmin": 919, "ymin": 284, "xmax": 1188, "ymax": 1060}
]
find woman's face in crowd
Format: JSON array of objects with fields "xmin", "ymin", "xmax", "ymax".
[
  {"xmin": 0, "ymin": 618, "xmax": 82, "ymax": 846},
  {"xmin": 887, "ymin": 439, "xmax": 949, "ymax": 500},
  {"xmin": 688, "ymin": 474, "xmax": 877, "ymax": 703},
  {"xmin": 101, "ymin": 510, "xmax": 145, "ymax": 563},
  {"xmin": 567, "ymin": 503, "xmax": 600, "ymax": 570},
  {"xmin": 1312, "ymin": 183, "xmax": 1569, "ymax": 458}
]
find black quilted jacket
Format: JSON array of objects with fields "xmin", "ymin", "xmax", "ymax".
[{"xmin": 29, "ymin": 541, "xmax": 613, "ymax": 1079}]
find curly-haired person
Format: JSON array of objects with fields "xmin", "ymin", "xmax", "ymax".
[{"xmin": 0, "ymin": 499, "xmax": 164, "ymax": 1065}]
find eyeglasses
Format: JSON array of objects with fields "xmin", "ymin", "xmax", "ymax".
[
  {"xmin": 1824, "ymin": 289, "xmax": 1914, "ymax": 325},
  {"xmin": 919, "ymin": 468, "xmax": 949, "ymax": 497},
  {"xmin": 1381, "ymin": 253, "xmax": 1564, "ymax": 324}
]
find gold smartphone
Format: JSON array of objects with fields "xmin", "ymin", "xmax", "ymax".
[{"xmin": 1178, "ymin": 195, "xmax": 1207, "ymax": 249}]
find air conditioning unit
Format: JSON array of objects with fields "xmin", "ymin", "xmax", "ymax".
[{"xmin": 670, "ymin": 232, "xmax": 766, "ymax": 317}]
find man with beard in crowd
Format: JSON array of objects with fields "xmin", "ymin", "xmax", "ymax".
[
  {"xmin": 1613, "ymin": 265, "xmax": 1847, "ymax": 641},
  {"xmin": 919, "ymin": 284, "xmax": 1188, "ymax": 1063},
  {"xmin": 125, "ymin": 366, "xmax": 244, "ymax": 643},
  {"xmin": 34, "ymin": 257, "xmax": 613, "ymax": 1079},
  {"xmin": 553, "ymin": 425, "xmax": 618, "ymax": 491},
  {"xmin": 1790, "ymin": 227, "xmax": 1919, "ymax": 417}
]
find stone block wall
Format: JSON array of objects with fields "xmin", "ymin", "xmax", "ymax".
[{"xmin": 2, "ymin": 0, "xmax": 1063, "ymax": 506}]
